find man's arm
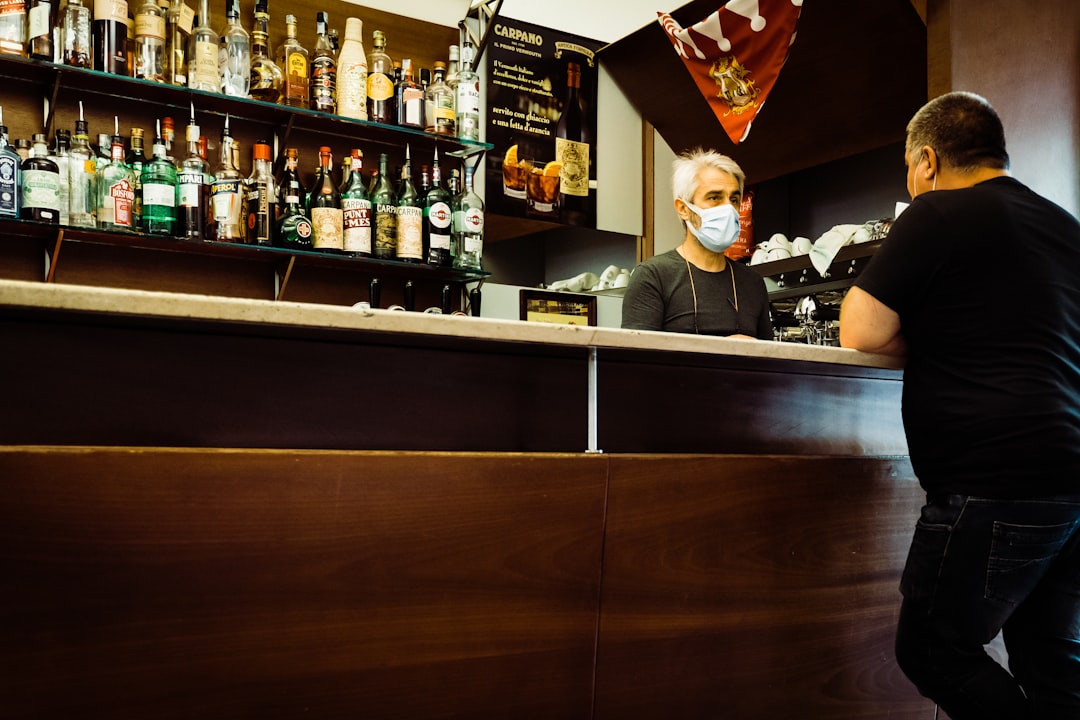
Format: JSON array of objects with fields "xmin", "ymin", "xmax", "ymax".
[{"xmin": 839, "ymin": 286, "xmax": 908, "ymax": 356}]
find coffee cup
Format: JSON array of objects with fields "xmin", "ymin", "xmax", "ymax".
[
  {"xmin": 767, "ymin": 247, "xmax": 792, "ymax": 262},
  {"xmin": 792, "ymin": 236, "xmax": 813, "ymax": 255}
]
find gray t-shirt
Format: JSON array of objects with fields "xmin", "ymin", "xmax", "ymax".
[{"xmin": 621, "ymin": 249, "xmax": 773, "ymax": 339}]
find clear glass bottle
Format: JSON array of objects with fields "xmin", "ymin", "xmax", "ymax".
[
  {"xmin": 308, "ymin": 145, "xmax": 342, "ymax": 253},
  {"xmin": 210, "ymin": 114, "xmax": 243, "ymax": 241},
  {"xmin": 340, "ymin": 148, "xmax": 370, "ymax": 257},
  {"xmin": 218, "ymin": 0, "xmax": 249, "ymax": 97},
  {"xmin": 68, "ymin": 105, "xmax": 96, "ymax": 227},
  {"xmin": 133, "ymin": 0, "xmax": 166, "ymax": 81},
  {"xmin": 395, "ymin": 144, "xmax": 422, "ymax": 262},
  {"xmin": 0, "ymin": 0, "xmax": 27, "ymax": 57},
  {"xmin": 60, "ymin": 0, "xmax": 92, "ymax": 67},
  {"xmin": 452, "ymin": 163, "xmax": 483, "ymax": 270},
  {"xmin": 47, "ymin": 129, "xmax": 71, "ymax": 225},
  {"xmin": 395, "ymin": 58, "xmax": 424, "ymax": 129},
  {"xmin": 244, "ymin": 139, "xmax": 274, "ymax": 245},
  {"xmin": 455, "ymin": 41, "xmax": 480, "ymax": 142},
  {"xmin": 365, "ymin": 30, "xmax": 394, "ymax": 124},
  {"xmin": 370, "ymin": 151, "xmax": 396, "ymax": 259},
  {"xmin": 187, "ymin": 0, "xmax": 218, "ymax": 91},
  {"xmin": 21, "ymin": 133, "xmax": 61, "ymax": 223},
  {"xmin": 275, "ymin": 13, "xmax": 308, "ymax": 109},
  {"xmin": 93, "ymin": 0, "xmax": 130, "ymax": 74},
  {"xmin": 176, "ymin": 103, "xmax": 207, "ymax": 239},
  {"xmin": 275, "ymin": 174, "xmax": 311, "ymax": 250},
  {"xmin": 424, "ymin": 148, "xmax": 452, "ymax": 266},
  {"xmin": 309, "ymin": 11, "xmax": 335, "ymax": 113},
  {"xmin": 0, "ymin": 108, "xmax": 21, "ymax": 218},
  {"xmin": 140, "ymin": 118, "xmax": 177, "ymax": 234},
  {"xmin": 425, "ymin": 61, "xmax": 455, "ymax": 137},
  {"xmin": 164, "ymin": 0, "xmax": 191, "ymax": 85},
  {"xmin": 335, "ymin": 16, "xmax": 366, "ymax": 121},
  {"xmin": 27, "ymin": 0, "xmax": 53, "ymax": 60},
  {"xmin": 96, "ymin": 120, "xmax": 136, "ymax": 230},
  {"xmin": 445, "ymin": 44, "xmax": 459, "ymax": 94},
  {"xmin": 248, "ymin": 0, "xmax": 280, "ymax": 103}
]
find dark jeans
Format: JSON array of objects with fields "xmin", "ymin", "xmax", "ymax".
[{"xmin": 895, "ymin": 493, "xmax": 1080, "ymax": 720}]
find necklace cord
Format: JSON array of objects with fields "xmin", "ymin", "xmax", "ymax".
[{"xmin": 684, "ymin": 258, "xmax": 739, "ymax": 335}]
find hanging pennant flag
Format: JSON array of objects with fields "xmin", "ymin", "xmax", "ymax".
[{"xmin": 659, "ymin": 0, "xmax": 803, "ymax": 144}]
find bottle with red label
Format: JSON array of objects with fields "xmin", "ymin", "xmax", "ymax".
[{"xmin": 95, "ymin": 118, "xmax": 136, "ymax": 231}]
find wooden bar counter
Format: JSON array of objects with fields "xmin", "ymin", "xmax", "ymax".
[{"xmin": 0, "ymin": 279, "xmax": 932, "ymax": 719}]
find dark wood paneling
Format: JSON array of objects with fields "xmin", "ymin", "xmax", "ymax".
[
  {"xmin": 0, "ymin": 448, "xmax": 608, "ymax": 720},
  {"xmin": 597, "ymin": 349, "xmax": 907, "ymax": 456},
  {"xmin": 599, "ymin": 0, "xmax": 927, "ymax": 184},
  {"xmin": 0, "ymin": 311, "xmax": 590, "ymax": 451},
  {"xmin": 595, "ymin": 454, "xmax": 932, "ymax": 720}
]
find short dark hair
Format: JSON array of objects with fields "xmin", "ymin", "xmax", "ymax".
[{"xmin": 905, "ymin": 91, "xmax": 1010, "ymax": 173}]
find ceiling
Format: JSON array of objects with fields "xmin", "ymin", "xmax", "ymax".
[{"xmin": 598, "ymin": 0, "xmax": 928, "ymax": 183}]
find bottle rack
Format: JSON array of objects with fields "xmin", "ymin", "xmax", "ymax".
[{"xmin": 0, "ymin": 54, "xmax": 492, "ymax": 307}]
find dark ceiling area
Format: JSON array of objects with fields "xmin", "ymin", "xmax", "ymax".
[{"xmin": 598, "ymin": 0, "xmax": 927, "ymax": 184}]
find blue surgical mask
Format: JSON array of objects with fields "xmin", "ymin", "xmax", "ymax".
[{"xmin": 684, "ymin": 201, "xmax": 740, "ymax": 253}]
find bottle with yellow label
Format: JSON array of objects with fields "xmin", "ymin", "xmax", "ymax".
[
  {"xmin": 365, "ymin": 30, "xmax": 394, "ymax": 124},
  {"xmin": 276, "ymin": 14, "xmax": 309, "ymax": 109}
]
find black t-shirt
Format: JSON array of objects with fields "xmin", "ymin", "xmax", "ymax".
[
  {"xmin": 621, "ymin": 249, "xmax": 774, "ymax": 339},
  {"xmin": 855, "ymin": 177, "xmax": 1080, "ymax": 497}
]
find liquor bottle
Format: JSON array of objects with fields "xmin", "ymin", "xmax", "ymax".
[
  {"xmin": 160, "ymin": 115, "xmax": 176, "ymax": 162},
  {"xmin": 21, "ymin": 133, "xmax": 61, "ymax": 223},
  {"xmin": 187, "ymin": 0, "xmax": 218, "ymax": 91},
  {"xmin": 210, "ymin": 114, "xmax": 243, "ymax": 241},
  {"xmin": 68, "ymin": 103, "xmax": 96, "ymax": 227},
  {"xmin": 47, "ymin": 129, "xmax": 71, "ymax": 225},
  {"xmin": 96, "ymin": 120, "xmax": 136, "ymax": 230},
  {"xmin": 556, "ymin": 61, "xmax": 592, "ymax": 226},
  {"xmin": 309, "ymin": 11, "xmax": 336, "ymax": 113},
  {"xmin": 370, "ymin": 152, "xmax": 396, "ymax": 259},
  {"xmin": 335, "ymin": 16, "xmax": 366, "ymax": 121},
  {"xmin": 59, "ymin": 0, "xmax": 92, "ymax": 67},
  {"xmin": 274, "ymin": 146, "xmax": 302, "ymax": 218},
  {"xmin": 164, "ymin": 0, "xmax": 191, "ymax": 85},
  {"xmin": 276, "ymin": 14, "xmax": 308, "ymax": 109},
  {"xmin": 176, "ymin": 104, "xmax": 207, "ymax": 238},
  {"xmin": 140, "ymin": 118, "xmax": 177, "ymax": 234},
  {"xmin": 395, "ymin": 58, "xmax": 424, "ymax": 129},
  {"xmin": 424, "ymin": 148, "xmax": 452, "ymax": 266},
  {"xmin": 95, "ymin": 132, "xmax": 112, "ymax": 168},
  {"xmin": 445, "ymin": 44, "xmax": 459, "ymax": 89},
  {"xmin": 14, "ymin": 138, "xmax": 30, "ymax": 161},
  {"xmin": 248, "ymin": 0, "xmax": 281, "ymax": 103},
  {"xmin": 93, "ymin": 0, "xmax": 130, "ymax": 74},
  {"xmin": 133, "ymin": 0, "xmax": 166, "ymax": 81},
  {"xmin": 365, "ymin": 30, "xmax": 394, "ymax": 124},
  {"xmin": 0, "ymin": 108, "xmax": 21, "ymax": 218},
  {"xmin": 340, "ymin": 148, "xmax": 370, "ymax": 257},
  {"xmin": 452, "ymin": 164, "xmax": 483, "ymax": 270},
  {"xmin": 275, "ymin": 175, "xmax": 310, "ymax": 250},
  {"xmin": 218, "ymin": 0, "xmax": 249, "ymax": 97},
  {"xmin": 425, "ymin": 61, "xmax": 455, "ymax": 136},
  {"xmin": 28, "ymin": 0, "xmax": 53, "ymax": 60},
  {"xmin": 395, "ymin": 144, "xmax": 422, "ymax": 262},
  {"xmin": 455, "ymin": 41, "xmax": 481, "ymax": 142},
  {"xmin": 244, "ymin": 139, "xmax": 274, "ymax": 245},
  {"xmin": 308, "ymin": 146, "xmax": 342, "ymax": 253},
  {"xmin": 0, "ymin": 0, "xmax": 27, "ymax": 56},
  {"xmin": 127, "ymin": 126, "xmax": 146, "ymax": 228}
]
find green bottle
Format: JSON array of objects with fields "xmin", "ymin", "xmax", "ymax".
[
  {"xmin": 275, "ymin": 176, "xmax": 312, "ymax": 250},
  {"xmin": 370, "ymin": 152, "xmax": 397, "ymax": 260},
  {"xmin": 340, "ymin": 148, "xmax": 371, "ymax": 257},
  {"xmin": 141, "ymin": 119, "xmax": 178, "ymax": 235},
  {"xmin": 395, "ymin": 143, "xmax": 422, "ymax": 262}
]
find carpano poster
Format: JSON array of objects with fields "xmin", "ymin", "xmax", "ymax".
[{"xmin": 484, "ymin": 16, "xmax": 602, "ymax": 228}]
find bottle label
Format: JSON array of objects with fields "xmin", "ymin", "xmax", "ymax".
[
  {"xmin": 94, "ymin": 0, "xmax": 127, "ymax": 22},
  {"xmin": 134, "ymin": 12, "xmax": 165, "ymax": 40},
  {"xmin": 192, "ymin": 40, "xmax": 217, "ymax": 88},
  {"xmin": 22, "ymin": 169, "xmax": 61, "ymax": 211},
  {"xmin": 556, "ymin": 137, "xmax": 590, "ymax": 197},
  {"xmin": 456, "ymin": 81, "xmax": 481, "ymax": 115},
  {"xmin": 0, "ymin": 156, "xmax": 19, "ymax": 216},
  {"xmin": 337, "ymin": 60, "xmax": 368, "ymax": 118},
  {"xmin": 177, "ymin": 3, "xmax": 194, "ymax": 32},
  {"xmin": 211, "ymin": 180, "xmax": 241, "ymax": 224},
  {"xmin": 396, "ymin": 205, "xmax": 423, "ymax": 259},
  {"xmin": 104, "ymin": 177, "xmax": 135, "ymax": 226},
  {"xmin": 428, "ymin": 200, "xmax": 451, "ymax": 230},
  {"xmin": 311, "ymin": 57, "xmax": 336, "ymax": 109},
  {"xmin": 367, "ymin": 72, "xmax": 393, "ymax": 102},
  {"xmin": 464, "ymin": 234, "xmax": 482, "ymax": 254},
  {"xmin": 401, "ymin": 87, "xmax": 424, "ymax": 127},
  {"xmin": 0, "ymin": 0, "xmax": 27, "ymax": 16},
  {"xmin": 374, "ymin": 203, "xmax": 397, "ymax": 254},
  {"xmin": 310, "ymin": 206, "xmax": 343, "ymax": 250},
  {"xmin": 464, "ymin": 207, "xmax": 484, "ymax": 234},
  {"xmin": 143, "ymin": 181, "xmax": 175, "ymax": 208},
  {"xmin": 177, "ymin": 173, "xmax": 203, "ymax": 207},
  {"xmin": 29, "ymin": 2, "xmax": 50, "ymax": 38},
  {"xmin": 342, "ymin": 197, "xmax": 371, "ymax": 254},
  {"xmin": 287, "ymin": 51, "xmax": 308, "ymax": 84}
]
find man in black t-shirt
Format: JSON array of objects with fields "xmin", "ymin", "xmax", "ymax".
[{"xmin": 841, "ymin": 91, "xmax": 1080, "ymax": 719}]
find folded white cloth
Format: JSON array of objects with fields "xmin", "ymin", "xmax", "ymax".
[{"xmin": 809, "ymin": 224, "xmax": 861, "ymax": 277}]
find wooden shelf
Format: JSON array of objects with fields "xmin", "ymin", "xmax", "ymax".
[{"xmin": 748, "ymin": 239, "xmax": 883, "ymax": 301}]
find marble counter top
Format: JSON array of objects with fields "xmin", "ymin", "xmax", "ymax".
[{"xmin": 0, "ymin": 279, "xmax": 904, "ymax": 370}]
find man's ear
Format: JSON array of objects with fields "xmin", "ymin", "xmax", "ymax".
[
  {"xmin": 921, "ymin": 146, "xmax": 940, "ymax": 180},
  {"xmin": 674, "ymin": 197, "xmax": 691, "ymax": 222}
]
